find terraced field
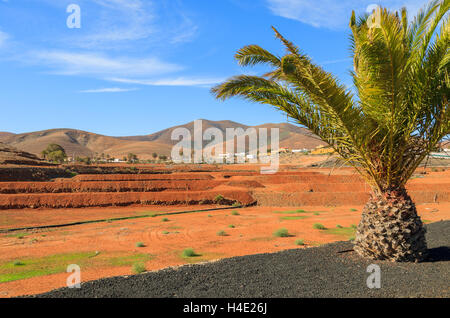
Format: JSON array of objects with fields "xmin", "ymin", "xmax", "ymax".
[{"xmin": 0, "ymin": 164, "xmax": 448, "ymax": 297}]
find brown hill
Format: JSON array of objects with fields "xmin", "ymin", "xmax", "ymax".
[
  {"xmin": 0, "ymin": 120, "xmax": 326, "ymax": 160},
  {"xmin": 0, "ymin": 142, "xmax": 49, "ymax": 165}
]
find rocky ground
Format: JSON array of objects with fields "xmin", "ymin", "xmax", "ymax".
[{"xmin": 32, "ymin": 220, "xmax": 449, "ymax": 298}]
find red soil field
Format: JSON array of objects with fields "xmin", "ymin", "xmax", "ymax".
[{"xmin": 0, "ymin": 164, "xmax": 448, "ymax": 297}]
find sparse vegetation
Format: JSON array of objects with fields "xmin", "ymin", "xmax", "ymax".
[
  {"xmin": 279, "ymin": 216, "xmax": 308, "ymax": 221},
  {"xmin": 231, "ymin": 210, "xmax": 240, "ymax": 216},
  {"xmin": 132, "ymin": 262, "xmax": 146, "ymax": 274},
  {"xmin": 135, "ymin": 242, "xmax": 145, "ymax": 248},
  {"xmin": 313, "ymin": 223, "xmax": 326, "ymax": 230},
  {"xmin": 127, "ymin": 153, "xmax": 138, "ymax": 163},
  {"xmin": 228, "ymin": 225, "xmax": 235, "ymax": 228},
  {"xmin": 217, "ymin": 230, "xmax": 227, "ymax": 236},
  {"xmin": 214, "ymin": 194, "xmax": 225, "ymax": 203},
  {"xmin": 324, "ymin": 226, "xmax": 357, "ymax": 240},
  {"xmin": 295, "ymin": 239, "xmax": 305, "ymax": 246},
  {"xmin": 162, "ymin": 218, "xmax": 169, "ymax": 222},
  {"xmin": 41, "ymin": 144, "xmax": 67, "ymax": 164},
  {"xmin": 182, "ymin": 248, "xmax": 198, "ymax": 258},
  {"xmin": 273, "ymin": 228, "xmax": 290, "ymax": 237}
]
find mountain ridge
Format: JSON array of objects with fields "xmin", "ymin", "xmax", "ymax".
[{"xmin": 0, "ymin": 120, "xmax": 326, "ymax": 160}]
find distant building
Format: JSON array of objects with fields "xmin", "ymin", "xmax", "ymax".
[
  {"xmin": 274, "ymin": 147, "xmax": 290, "ymax": 153},
  {"xmin": 292, "ymin": 149, "xmax": 309, "ymax": 153}
]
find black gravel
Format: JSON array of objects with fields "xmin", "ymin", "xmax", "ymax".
[{"xmin": 33, "ymin": 221, "xmax": 449, "ymax": 298}]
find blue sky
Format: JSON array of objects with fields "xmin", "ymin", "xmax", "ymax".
[{"xmin": 0, "ymin": 0, "xmax": 427, "ymax": 136}]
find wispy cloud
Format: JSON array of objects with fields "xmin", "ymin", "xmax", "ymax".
[
  {"xmin": 28, "ymin": 51, "xmax": 182, "ymax": 77},
  {"xmin": 266, "ymin": 0, "xmax": 426, "ymax": 29},
  {"xmin": 80, "ymin": 87, "xmax": 138, "ymax": 93},
  {"xmin": 320, "ymin": 58, "xmax": 352, "ymax": 65},
  {"xmin": 0, "ymin": 30, "xmax": 9, "ymax": 48},
  {"xmin": 45, "ymin": 0, "xmax": 199, "ymax": 50},
  {"xmin": 108, "ymin": 76, "xmax": 225, "ymax": 87}
]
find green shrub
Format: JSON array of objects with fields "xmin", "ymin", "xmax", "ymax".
[
  {"xmin": 13, "ymin": 260, "xmax": 25, "ymax": 266},
  {"xmin": 231, "ymin": 211, "xmax": 240, "ymax": 216},
  {"xmin": 273, "ymin": 228, "xmax": 290, "ymax": 237},
  {"xmin": 232, "ymin": 201, "xmax": 242, "ymax": 207},
  {"xmin": 162, "ymin": 218, "xmax": 169, "ymax": 222},
  {"xmin": 217, "ymin": 230, "xmax": 227, "ymax": 236},
  {"xmin": 228, "ymin": 225, "xmax": 235, "ymax": 228},
  {"xmin": 214, "ymin": 195, "xmax": 225, "ymax": 203},
  {"xmin": 182, "ymin": 248, "xmax": 198, "ymax": 257},
  {"xmin": 132, "ymin": 262, "xmax": 146, "ymax": 274},
  {"xmin": 295, "ymin": 239, "xmax": 305, "ymax": 246},
  {"xmin": 336, "ymin": 224, "xmax": 343, "ymax": 228},
  {"xmin": 135, "ymin": 242, "xmax": 145, "ymax": 248},
  {"xmin": 313, "ymin": 223, "xmax": 326, "ymax": 230}
]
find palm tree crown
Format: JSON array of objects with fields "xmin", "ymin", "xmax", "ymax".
[{"xmin": 212, "ymin": 0, "xmax": 449, "ymax": 194}]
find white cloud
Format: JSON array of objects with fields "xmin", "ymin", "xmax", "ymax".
[
  {"xmin": 51, "ymin": 0, "xmax": 199, "ymax": 49},
  {"xmin": 75, "ymin": 0, "xmax": 156, "ymax": 49},
  {"xmin": 266, "ymin": 0, "xmax": 427, "ymax": 29},
  {"xmin": 108, "ymin": 76, "xmax": 225, "ymax": 87},
  {"xmin": 0, "ymin": 30, "xmax": 9, "ymax": 48},
  {"xmin": 28, "ymin": 51, "xmax": 182, "ymax": 77},
  {"xmin": 80, "ymin": 87, "xmax": 138, "ymax": 93}
]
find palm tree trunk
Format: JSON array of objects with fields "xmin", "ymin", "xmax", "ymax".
[{"xmin": 354, "ymin": 189, "xmax": 428, "ymax": 262}]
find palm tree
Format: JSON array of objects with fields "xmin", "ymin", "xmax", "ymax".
[{"xmin": 212, "ymin": 0, "xmax": 449, "ymax": 262}]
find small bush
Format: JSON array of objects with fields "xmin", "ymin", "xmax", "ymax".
[
  {"xmin": 217, "ymin": 230, "xmax": 227, "ymax": 236},
  {"xmin": 207, "ymin": 214, "xmax": 213, "ymax": 217},
  {"xmin": 231, "ymin": 211, "xmax": 240, "ymax": 216},
  {"xmin": 162, "ymin": 218, "xmax": 169, "ymax": 222},
  {"xmin": 295, "ymin": 239, "xmax": 305, "ymax": 246},
  {"xmin": 228, "ymin": 224, "xmax": 235, "ymax": 228},
  {"xmin": 350, "ymin": 208, "xmax": 358, "ymax": 212},
  {"xmin": 214, "ymin": 195, "xmax": 225, "ymax": 203},
  {"xmin": 232, "ymin": 201, "xmax": 242, "ymax": 207},
  {"xmin": 162, "ymin": 231, "xmax": 169, "ymax": 235},
  {"xmin": 273, "ymin": 228, "xmax": 290, "ymax": 237},
  {"xmin": 13, "ymin": 260, "xmax": 25, "ymax": 266},
  {"xmin": 313, "ymin": 223, "xmax": 326, "ymax": 230},
  {"xmin": 182, "ymin": 248, "xmax": 198, "ymax": 257},
  {"xmin": 351, "ymin": 224, "xmax": 357, "ymax": 229},
  {"xmin": 135, "ymin": 242, "xmax": 145, "ymax": 248},
  {"xmin": 132, "ymin": 262, "xmax": 146, "ymax": 274},
  {"xmin": 336, "ymin": 224, "xmax": 343, "ymax": 228},
  {"xmin": 313, "ymin": 212, "xmax": 320, "ymax": 216}
]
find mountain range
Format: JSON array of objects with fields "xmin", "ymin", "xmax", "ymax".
[{"xmin": 0, "ymin": 120, "xmax": 326, "ymax": 160}]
